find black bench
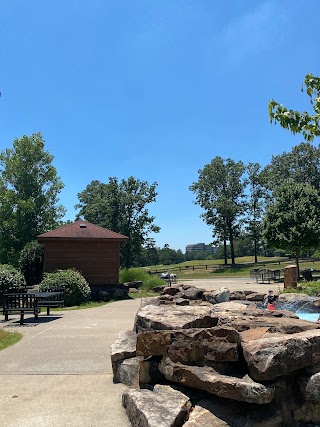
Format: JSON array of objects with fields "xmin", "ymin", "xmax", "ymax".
[
  {"xmin": 36, "ymin": 291, "xmax": 64, "ymax": 315},
  {"xmin": 2, "ymin": 293, "xmax": 39, "ymax": 325}
]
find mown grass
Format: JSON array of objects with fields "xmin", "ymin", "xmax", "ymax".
[
  {"xmin": 144, "ymin": 257, "xmax": 320, "ymax": 280},
  {"xmin": 0, "ymin": 329, "xmax": 22, "ymax": 351}
]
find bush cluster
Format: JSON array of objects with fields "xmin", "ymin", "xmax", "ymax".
[
  {"xmin": 283, "ymin": 282, "xmax": 320, "ymax": 297},
  {"xmin": 39, "ymin": 269, "xmax": 91, "ymax": 306},
  {"xmin": 0, "ymin": 264, "xmax": 26, "ymax": 297},
  {"xmin": 120, "ymin": 268, "xmax": 163, "ymax": 290}
]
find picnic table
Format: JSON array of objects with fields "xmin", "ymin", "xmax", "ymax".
[
  {"xmin": 250, "ymin": 268, "xmax": 281, "ymax": 284},
  {"xmin": 2, "ymin": 291, "xmax": 64, "ymax": 324}
]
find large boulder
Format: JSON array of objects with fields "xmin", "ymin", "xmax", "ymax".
[
  {"xmin": 159, "ymin": 357, "xmax": 274, "ymax": 404},
  {"xmin": 242, "ymin": 329, "xmax": 320, "ymax": 381},
  {"xmin": 122, "ymin": 384, "xmax": 191, "ymax": 427},
  {"xmin": 179, "ymin": 287, "xmax": 206, "ymax": 300},
  {"xmin": 246, "ymin": 292, "xmax": 266, "ymax": 302},
  {"xmin": 230, "ymin": 291, "xmax": 247, "ymax": 301},
  {"xmin": 183, "ymin": 398, "xmax": 283, "ymax": 427},
  {"xmin": 278, "ymin": 293, "xmax": 320, "ymax": 313},
  {"xmin": 136, "ymin": 327, "xmax": 241, "ymax": 363},
  {"xmin": 110, "ymin": 330, "xmax": 137, "ymax": 380},
  {"xmin": 135, "ymin": 304, "xmax": 217, "ymax": 332},
  {"xmin": 203, "ymin": 288, "xmax": 230, "ymax": 304},
  {"xmin": 300, "ymin": 372, "xmax": 320, "ymax": 401}
]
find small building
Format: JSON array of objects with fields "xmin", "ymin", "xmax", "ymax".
[{"xmin": 37, "ymin": 220, "xmax": 128, "ymax": 291}]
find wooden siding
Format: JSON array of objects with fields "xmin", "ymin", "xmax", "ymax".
[{"xmin": 43, "ymin": 240, "xmax": 121, "ymax": 286}]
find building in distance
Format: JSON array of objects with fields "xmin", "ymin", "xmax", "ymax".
[{"xmin": 185, "ymin": 243, "xmax": 216, "ymax": 254}]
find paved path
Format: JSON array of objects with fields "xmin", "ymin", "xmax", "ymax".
[
  {"xmin": 0, "ymin": 299, "xmax": 141, "ymax": 427},
  {"xmin": 0, "ymin": 277, "xmax": 282, "ymax": 426}
]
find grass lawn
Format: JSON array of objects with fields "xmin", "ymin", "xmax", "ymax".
[
  {"xmin": 0, "ymin": 329, "xmax": 22, "ymax": 351},
  {"xmin": 144, "ymin": 257, "xmax": 320, "ymax": 280},
  {"xmin": 48, "ymin": 300, "xmax": 112, "ymax": 311}
]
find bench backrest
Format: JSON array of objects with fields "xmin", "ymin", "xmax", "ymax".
[{"xmin": 3, "ymin": 293, "xmax": 36, "ymax": 309}]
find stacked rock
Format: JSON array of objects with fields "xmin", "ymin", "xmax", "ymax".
[{"xmin": 111, "ymin": 285, "xmax": 320, "ymax": 427}]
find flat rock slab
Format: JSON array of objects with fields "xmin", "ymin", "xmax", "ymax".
[
  {"xmin": 242, "ymin": 329, "xmax": 320, "ymax": 381},
  {"xmin": 135, "ymin": 304, "xmax": 217, "ymax": 332},
  {"xmin": 217, "ymin": 311, "xmax": 318, "ymax": 334},
  {"xmin": 159, "ymin": 357, "xmax": 274, "ymax": 404},
  {"xmin": 122, "ymin": 384, "xmax": 191, "ymax": 427},
  {"xmin": 240, "ymin": 327, "xmax": 270, "ymax": 342},
  {"xmin": 136, "ymin": 327, "xmax": 241, "ymax": 362}
]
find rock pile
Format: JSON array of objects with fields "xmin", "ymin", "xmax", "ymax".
[{"xmin": 111, "ymin": 284, "xmax": 320, "ymax": 427}]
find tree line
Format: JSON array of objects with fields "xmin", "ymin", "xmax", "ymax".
[{"xmin": 0, "ymin": 74, "xmax": 319, "ymax": 272}]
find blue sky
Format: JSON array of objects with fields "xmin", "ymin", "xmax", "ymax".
[{"xmin": 1, "ymin": 0, "xmax": 319, "ymax": 250}]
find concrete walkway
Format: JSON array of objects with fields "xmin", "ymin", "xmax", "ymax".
[
  {"xmin": 0, "ymin": 298, "xmax": 141, "ymax": 427},
  {"xmin": 0, "ymin": 277, "xmax": 282, "ymax": 427}
]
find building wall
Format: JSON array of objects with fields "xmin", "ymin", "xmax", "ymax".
[{"xmin": 42, "ymin": 239, "xmax": 121, "ymax": 286}]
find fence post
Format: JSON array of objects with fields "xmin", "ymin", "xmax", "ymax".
[
  {"xmin": 193, "ymin": 266, "xmax": 195, "ymax": 271},
  {"xmin": 206, "ymin": 265, "xmax": 207, "ymax": 270}
]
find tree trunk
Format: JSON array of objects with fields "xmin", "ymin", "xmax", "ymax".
[
  {"xmin": 223, "ymin": 239, "xmax": 228, "ymax": 265},
  {"xmin": 254, "ymin": 238, "xmax": 258, "ymax": 263},
  {"xmin": 230, "ymin": 235, "xmax": 235, "ymax": 266}
]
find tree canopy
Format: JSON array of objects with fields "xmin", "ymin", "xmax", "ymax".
[
  {"xmin": 0, "ymin": 133, "xmax": 65, "ymax": 264},
  {"xmin": 262, "ymin": 142, "xmax": 320, "ymax": 192},
  {"xmin": 76, "ymin": 176, "xmax": 160, "ymax": 268},
  {"xmin": 190, "ymin": 157, "xmax": 247, "ymax": 265},
  {"xmin": 269, "ymin": 74, "xmax": 320, "ymax": 141},
  {"xmin": 263, "ymin": 182, "xmax": 320, "ymax": 275}
]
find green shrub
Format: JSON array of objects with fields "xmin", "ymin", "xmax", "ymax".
[
  {"xmin": 120, "ymin": 268, "xmax": 163, "ymax": 290},
  {"xmin": 0, "ymin": 264, "xmax": 26, "ymax": 297},
  {"xmin": 283, "ymin": 282, "xmax": 320, "ymax": 296},
  {"xmin": 39, "ymin": 269, "xmax": 91, "ymax": 306},
  {"xmin": 19, "ymin": 241, "xmax": 44, "ymax": 286}
]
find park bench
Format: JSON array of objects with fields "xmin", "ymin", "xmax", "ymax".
[
  {"xmin": 2, "ymin": 293, "xmax": 39, "ymax": 325},
  {"xmin": 36, "ymin": 290, "xmax": 64, "ymax": 315}
]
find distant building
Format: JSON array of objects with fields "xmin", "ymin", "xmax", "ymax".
[{"xmin": 185, "ymin": 243, "xmax": 216, "ymax": 254}]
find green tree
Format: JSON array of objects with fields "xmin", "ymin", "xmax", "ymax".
[
  {"xmin": 19, "ymin": 241, "xmax": 44, "ymax": 286},
  {"xmin": 76, "ymin": 177, "xmax": 160, "ymax": 268},
  {"xmin": 0, "ymin": 133, "xmax": 65, "ymax": 264},
  {"xmin": 246, "ymin": 163, "xmax": 265, "ymax": 263},
  {"xmin": 190, "ymin": 157, "xmax": 247, "ymax": 265},
  {"xmin": 263, "ymin": 182, "xmax": 320, "ymax": 277},
  {"xmin": 262, "ymin": 142, "xmax": 320, "ymax": 191},
  {"xmin": 269, "ymin": 74, "xmax": 320, "ymax": 141}
]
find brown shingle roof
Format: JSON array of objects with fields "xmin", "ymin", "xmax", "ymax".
[{"xmin": 37, "ymin": 220, "xmax": 128, "ymax": 241}]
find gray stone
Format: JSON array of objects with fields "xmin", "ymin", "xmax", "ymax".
[
  {"xmin": 230, "ymin": 291, "xmax": 247, "ymax": 301},
  {"xmin": 135, "ymin": 304, "xmax": 218, "ymax": 332},
  {"xmin": 111, "ymin": 330, "xmax": 137, "ymax": 379},
  {"xmin": 122, "ymin": 384, "xmax": 191, "ymax": 427},
  {"xmin": 139, "ymin": 358, "xmax": 165, "ymax": 385},
  {"xmin": 159, "ymin": 357, "xmax": 274, "ymax": 404},
  {"xmin": 179, "ymin": 287, "xmax": 206, "ymax": 300},
  {"xmin": 115, "ymin": 356, "xmax": 143, "ymax": 387},
  {"xmin": 203, "ymin": 288, "xmax": 230, "ymax": 305},
  {"xmin": 246, "ymin": 292, "xmax": 266, "ymax": 302},
  {"xmin": 162, "ymin": 286, "xmax": 180, "ymax": 296},
  {"xmin": 301, "ymin": 372, "xmax": 320, "ymax": 401},
  {"xmin": 242, "ymin": 329, "xmax": 320, "ymax": 381}
]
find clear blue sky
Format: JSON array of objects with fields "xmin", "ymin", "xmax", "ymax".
[{"xmin": 1, "ymin": 1, "xmax": 319, "ymax": 251}]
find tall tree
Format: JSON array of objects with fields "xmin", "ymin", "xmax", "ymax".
[
  {"xmin": 262, "ymin": 142, "xmax": 320, "ymax": 192},
  {"xmin": 76, "ymin": 177, "xmax": 160, "ymax": 268},
  {"xmin": 190, "ymin": 157, "xmax": 247, "ymax": 265},
  {"xmin": 246, "ymin": 163, "xmax": 265, "ymax": 263},
  {"xmin": 269, "ymin": 74, "xmax": 320, "ymax": 141},
  {"xmin": 263, "ymin": 182, "xmax": 320, "ymax": 277},
  {"xmin": 0, "ymin": 133, "xmax": 65, "ymax": 264}
]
